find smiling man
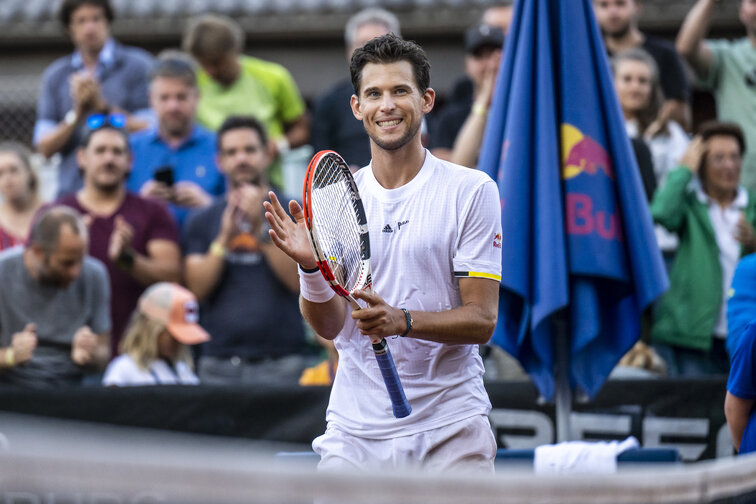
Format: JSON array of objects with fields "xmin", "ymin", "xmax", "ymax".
[
  {"xmin": 57, "ymin": 121, "xmax": 180, "ymax": 355},
  {"xmin": 0, "ymin": 206, "xmax": 111, "ymax": 387},
  {"xmin": 651, "ymin": 122, "xmax": 756, "ymax": 377},
  {"xmin": 265, "ymin": 34, "xmax": 503, "ymax": 472}
]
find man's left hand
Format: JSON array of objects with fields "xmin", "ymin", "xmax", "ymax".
[
  {"xmin": 351, "ymin": 289, "xmax": 407, "ymax": 341},
  {"xmin": 735, "ymin": 213, "xmax": 756, "ymax": 252},
  {"xmin": 173, "ymin": 181, "xmax": 213, "ymax": 208},
  {"xmin": 71, "ymin": 326, "xmax": 98, "ymax": 365},
  {"xmin": 107, "ymin": 215, "xmax": 134, "ymax": 263}
]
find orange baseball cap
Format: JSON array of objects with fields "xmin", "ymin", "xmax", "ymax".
[{"xmin": 138, "ymin": 283, "xmax": 210, "ymax": 345}]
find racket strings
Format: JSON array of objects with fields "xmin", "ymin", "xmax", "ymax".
[{"xmin": 311, "ymin": 157, "xmax": 365, "ymax": 291}]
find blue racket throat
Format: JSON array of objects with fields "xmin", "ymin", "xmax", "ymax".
[{"xmin": 372, "ymin": 339, "xmax": 412, "ymax": 418}]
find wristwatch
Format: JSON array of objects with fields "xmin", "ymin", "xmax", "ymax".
[{"xmin": 64, "ymin": 110, "xmax": 78, "ymax": 126}]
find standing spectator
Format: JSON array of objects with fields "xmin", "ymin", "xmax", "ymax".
[
  {"xmin": 676, "ymin": 0, "xmax": 756, "ymax": 192},
  {"xmin": 183, "ymin": 116, "xmax": 307, "ymax": 385},
  {"xmin": 103, "ymin": 283, "xmax": 209, "ymax": 387},
  {"xmin": 0, "ymin": 142, "xmax": 42, "ymax": 250},
  {"xmin": 0, "ymin": 206, "xmax": 111, "ymax": 387},
  {"xmin": 182, "ymin": 14, "xmax": 309, "ymax": 189},
  {"xmin": 593, "ymin": 0, "xmax": 691, "ymax": 131},
  {"xmin": 429, "ymin": 23, "xmax": 503, "ymax": 167},
  {"xmin": 312, "ymin": 8, "xmax": 401, "ymax": 170},
  {"xmin": 612, "ymin": 49, "xmax": 690, "ymax": 185},
  {"xmin": 57, "ymin": 118, "xmax": 181, "ymax": 355},
  {"xmin": 34, "ymin": 0, "xmax": 152, "ymax": 198},
  {"xmin": 128, "ymin": 54, "xmax": 225, "ymax": 228},
  {"xmin": 651, "ymin": 122, "xmax": 756, "ymax": 376},
  {"xmin": 612, "ymin": 48, "xmax": 690, "ymax": 256}
]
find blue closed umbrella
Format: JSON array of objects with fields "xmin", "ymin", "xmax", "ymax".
[{"xmin": 478, "ymin": 0, "xmax": 668, "ymax": 412}]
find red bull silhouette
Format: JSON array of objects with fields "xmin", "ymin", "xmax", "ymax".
[{"xmin": 561, "ymin": 124, "xmax": 614, "ymax": 180}]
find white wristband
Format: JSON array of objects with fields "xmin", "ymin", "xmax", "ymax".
[{"xmin": 299, "ymin": 268, "xmax": 335, "ymax": 303}]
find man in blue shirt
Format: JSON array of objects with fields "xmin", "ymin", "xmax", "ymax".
[
  {"xmin": 128, "ymin": 54, "xmax": 225, "ymax": 228},
  {"xmin": 35, "ymin": 0, "xmax": 153, "ymax": 197}
]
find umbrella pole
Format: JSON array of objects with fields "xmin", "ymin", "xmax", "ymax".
[{"xmin": 553, "ymin": 315, "xmax": 572, "ymax": 442}]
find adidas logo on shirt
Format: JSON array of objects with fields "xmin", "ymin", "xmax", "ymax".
[{"xmin": 382, "ymin": 224, "xmax": 394, "ymax": 233}]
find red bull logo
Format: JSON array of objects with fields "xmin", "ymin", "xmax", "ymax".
[
  {"xmin": 561, "ymin": 124, "xmax": 622, "ymax": 242},
  {"xmin": 493, "ymin": 233, "xmax": 502, "ymax": 249},
  {"xmin": 561, "ymin": 124, "xmax": 614, "ymax": 180}
]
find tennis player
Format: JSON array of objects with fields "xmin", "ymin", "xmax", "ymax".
[{"xmin": 265, "ymin": 34, "xmax": 503, "ymax": 472}]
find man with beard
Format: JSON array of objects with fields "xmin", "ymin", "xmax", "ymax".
[
  {"xmin": 593, "ymin": 0, "xmax": 691, "ymax": 132},
  {"xmin": 0, "ymin": 206, "xmax": 111, "ymax": 386},
  {"xmin": 265, "ymin": 35, "xmax": 502, "ymax": 471},
  {"xmin": 183, "ymin": 116, "xmax": 306, "ymax": 385},
  {"xmin": 57, "ymin": 121, "xmax": 180, "ymax": 355},
  {"xmin": 128, "ymin": 53, "xmax": 225, "ymax": 228}
]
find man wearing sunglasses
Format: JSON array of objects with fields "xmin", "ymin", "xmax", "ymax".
[
  {"xmin": 34, "ymin": 0, "xmax": 153, "ymax": 198},
  {"xmin": 57, "ymin": 121, "xmax": 181, "ymax": 355}
]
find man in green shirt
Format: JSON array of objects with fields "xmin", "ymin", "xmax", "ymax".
[
  {"xmin": 676, "ymin": 0, "xmax": 756, "ymax": 191},
  {"xmin": 182, "ymin": 14, "xmax": 309, "ymax": 188}
]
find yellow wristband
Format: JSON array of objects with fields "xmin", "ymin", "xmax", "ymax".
[
  {"xmin": 5, "ymin": 348, "xmax": 14, "ymax": 367},
  {"xmin": 473, "ymin": 103, "xmax": 488, "ymax": 117},
  {"xmin": 210, "ymin": 241, "xmax": 227, "ymax": 258}
]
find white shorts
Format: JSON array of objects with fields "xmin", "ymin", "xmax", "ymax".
[{"xmin": 312, "ymin": 414, "xmax": 496, "ymax": 473}]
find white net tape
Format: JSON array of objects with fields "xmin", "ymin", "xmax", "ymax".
[{"xmin": 2, "ymin": 413, "xmax": 756, "ymax": 504}]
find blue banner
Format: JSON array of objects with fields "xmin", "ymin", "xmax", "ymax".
[{"xmin": 479, "ymin": 0, "xmax": 668, "ymax": 400}]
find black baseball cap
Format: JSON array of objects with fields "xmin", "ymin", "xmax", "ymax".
[{"xmin": 465, "ymin": 24, "xmax": 505, "ymax": 54}]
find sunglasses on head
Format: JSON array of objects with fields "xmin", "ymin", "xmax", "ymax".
[{"xmin": 86, "ymin": 113, "xmax": 127, "ymax": 130}]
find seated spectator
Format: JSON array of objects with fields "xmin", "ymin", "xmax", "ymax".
[
  {"xmin": 676, "ymin": 0, "xmax": 756, "ymax": 192},
  {"xmin": 593, "ymin": 0, "xmax": 691, "ymax": 130},
  {"xmin": 57, "ymin": 116, "xmax": 181, "ymax": 355},
  {"xmin": 34, "ymin": 0, "xmax": 152, "ymax": 197},
  {"xmin": 312, "ymin": 8, "xmax": 401, "ymax": 170},
  {"xmin": 0, "ymin": 142, "xmax": 42, "ymax": 249},
  {"xmin": 651, "ymin": 122, "xmax": 756, "ymax": 376},
  {"xmin": 182, "ymin": 14, "xmax": 309, "ymax": 189},
  {"xmin": 725, "ymin": 254, "xmax": 756, "ymax": 454},
  {"xmin": 128, "ymin": 53, "xmax": 225, "ymax": 227},
  {"xmin": 183, "ymin": 116, "xmax": 308, "ymax": 385},
  {"xmin": 103, "ymin": 282, "xmax": 208, "ymax": 386},
  {"xmin": 0, "ymin": 206, "xmax": 110, "ymax": 387},
  {"xmin": 429, "ymin": 23, "xmax": 503, "ymax": 167}
]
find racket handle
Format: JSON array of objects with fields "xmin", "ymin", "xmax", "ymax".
[{"xmin": 372, "ymin": 339, "xmax": 411, "ymax": 418}]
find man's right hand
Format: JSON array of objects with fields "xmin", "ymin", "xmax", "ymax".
[
  {"xmin": 11, "ymin": 323, "xmax": 37, "ymax": 365},
  {"xmin": 680, "ymin": 135, "xmax": 706, "ymax": 174},
  {"xmin": 70, "ymin": 73, "xmax": 107, "ymax": 117},
  {"xmin": 263, "ymin": 191, "xmax": 318, "ymax": 270}
]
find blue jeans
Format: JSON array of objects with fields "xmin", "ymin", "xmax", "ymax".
[{"xmin": 653, "ymin": 339, "xmax": 729, "ymax": 377}]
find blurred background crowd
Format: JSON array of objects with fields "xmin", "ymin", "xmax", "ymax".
[{"xmin": 0, "ymin": 0, "xmax": 754, "ymax": 391}]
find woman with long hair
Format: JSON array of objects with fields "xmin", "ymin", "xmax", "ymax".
[
  {"xmin": 0, "ymin": 142, "xmax": 42, "ymax": 250},
  {"xmin": 103, "ymin": 283, "xmax": 210, "ymax": 386},
  {"xmin": 612, "ymin": 48, "xmax": 690, "ymax": 188}
]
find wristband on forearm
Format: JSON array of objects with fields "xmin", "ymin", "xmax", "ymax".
[{"xmin": 299, "ymin": 266, "xmax": 335, "ymax": 303}]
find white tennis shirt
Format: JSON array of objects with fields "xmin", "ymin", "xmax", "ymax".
[{"xmin": 326, "ymin": 151, "xmax": 503, "ymax": 438}]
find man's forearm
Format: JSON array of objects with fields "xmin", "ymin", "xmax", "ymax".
[
  {"xmin": 676, "ymin": 0, "xmax": 716, "ymax": 74},
  {"xmin": 185, "ymin": 252, "xmax": 225, "ymax": 302}
]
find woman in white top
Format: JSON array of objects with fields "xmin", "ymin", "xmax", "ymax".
[
  {"xmin": 612, "ymin": 48, "xmax": 690, "ymax": 188},
  {"xmin": 612, "ymin": 48, "xmax": 690, "ymax": 254},
  {"xmin": 103, "ymin": 282, "xmax": 210, "ymax": 386}
]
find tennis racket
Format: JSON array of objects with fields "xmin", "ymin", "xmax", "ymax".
[{"xmin": 303, "ymin": 150, "xmax": 411, "ymax": 419}]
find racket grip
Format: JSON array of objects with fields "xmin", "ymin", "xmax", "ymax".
[{"xmin": 372, "ymin": 339, "xmax": 411, "ymax": 418}]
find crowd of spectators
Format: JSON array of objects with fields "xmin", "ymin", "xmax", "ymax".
[{"xmin": 0, "ymin": 0, "xmax": 755, "ymax": 395}]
